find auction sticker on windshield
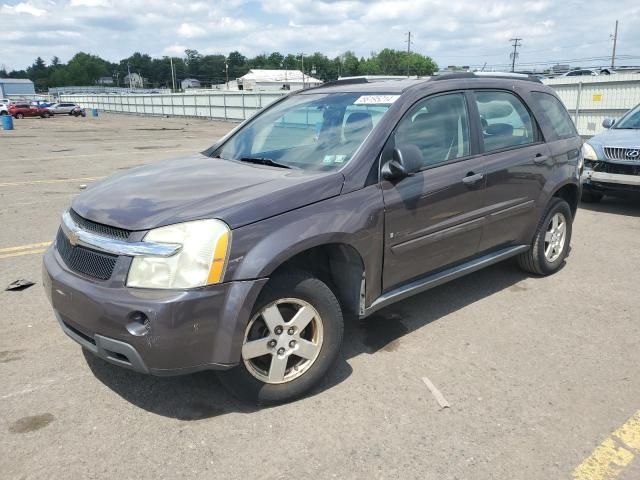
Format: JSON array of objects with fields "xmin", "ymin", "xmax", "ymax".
[{"xmin": 354, "ymin": 95, "xmax": 401, "ymax": 105}]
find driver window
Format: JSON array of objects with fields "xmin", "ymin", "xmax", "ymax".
[{"xmin": 393, "ymin": 93, "xmax": 470, "ymax": 169}]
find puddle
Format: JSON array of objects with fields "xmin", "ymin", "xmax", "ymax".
[{"xmin": 9, "ymin": 413, "xmax": 55, "ymax": 433}]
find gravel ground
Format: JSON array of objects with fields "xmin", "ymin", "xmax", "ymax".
[{"xmin": 1, "ymin": 113, "xmax": 640, "ymax": 479}]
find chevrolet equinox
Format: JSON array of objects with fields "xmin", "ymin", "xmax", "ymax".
[{"xmin": 43, "ymin": 73, "xmax": 583, "ymax": 404}]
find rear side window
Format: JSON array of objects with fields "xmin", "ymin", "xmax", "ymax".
[
  {"xmin": 531, "ymin": 92, "xmax": 577, "ymax": 140},
  {"xmin": 474, "ymin": 90, "xmax": 535, "ymax": 152}
]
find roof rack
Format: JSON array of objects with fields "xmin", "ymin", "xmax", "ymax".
[{"xmin": 433, "ymin": 71, "xmax": 542, "ymax": 84}]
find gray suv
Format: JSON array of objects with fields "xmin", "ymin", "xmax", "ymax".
[{"xmin": 43, "ymin": 73, "xmax": 583, "ymax": 404}]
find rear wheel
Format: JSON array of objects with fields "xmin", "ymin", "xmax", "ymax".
[
  {"xmin": 581, "ymin": 190, "xmax": 603, "ymax": 203},
  {"xmin": 0, "ymin": 110, "xmax": 6, "ymax": 116},
  {"xmin": 517, "ymin": 198, "xmax": 572, "ymax": 276},
  {"xmin": 217, "ymin": 271, "xmax": 343, "ymax": 405},
  {"xmin": 41, "ymin": 112, "xmax": 50, "ymax": 118}
]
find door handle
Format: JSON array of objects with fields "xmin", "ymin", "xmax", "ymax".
[
  {"xmin": 462, "ymin": 172, "xmax": 484, "ymax": 186},
  {"xmin": 533, "ymin": 153, "xmax": 549, "ymax": 164}
]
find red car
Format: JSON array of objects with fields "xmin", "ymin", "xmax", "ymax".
[{"xmin": 9, "ymin": 103, "xmax": 51, "ymax": 119}]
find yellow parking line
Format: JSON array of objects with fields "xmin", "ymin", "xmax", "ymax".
[
  {"xmin": 0, "ymin": 242, "xmax": 51, "ymax": 254},
  {"xmin": 0, "ymin": 248, "xmax": 48, "ymax": 259},
  {"xmin": 0, "ymin": 177, "xmax": 99, "ymax": 187},
  {"xmin": 573, "ymin": 410, "xmax": 640, "ymax": 479}
]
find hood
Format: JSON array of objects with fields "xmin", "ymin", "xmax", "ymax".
[
  {"xmin": 589, "ymin": 128, "xmax": 640, "ymax": 147},
  {"xmin": 72, "ymin": 153, "xmax": 344, "ymax": 230}
]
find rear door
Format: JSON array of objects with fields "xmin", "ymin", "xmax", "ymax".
[
  {"xmin": 381, "ymin": 91, "xmax": 487, "ymax": 291},
  {"xmin": 470, "ymin": 89, "xmax": 550, "ymax": 251}
]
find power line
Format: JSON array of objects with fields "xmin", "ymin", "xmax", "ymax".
[{"xmin": 510, "ymin": 38, "xmax": 522, "ymax": 72}]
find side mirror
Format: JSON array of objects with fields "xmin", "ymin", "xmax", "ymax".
[
  {"xmin": 602, "ymin": 118, "xmax": 615, "ymax": 129},
  {"xmin": 381, "ymin": 145, "xmax": 423, "ymax": 181}
]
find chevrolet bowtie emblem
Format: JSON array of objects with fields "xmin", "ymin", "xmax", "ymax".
[{"xmin": 67, "ymin": 230, "xmax": 79, "ymax": 246}]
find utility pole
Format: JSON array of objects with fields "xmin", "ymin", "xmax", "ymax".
[
  {"xmin": 169, "ymin": 57, "xmax": 176, "ymax": 92},
  {"xmin": 224, "ymin": 58, "xmax": 229, "ymax": 87},
  {"xmin": 405, "ymin": 31, "xmax": 413, "ymax": 77},
  {"xmin": 610, "ymin": 20, "xmax": 619, "ymax": 69},
  {"xmin": 509, "ymin": 38, "xmax": 522, "ymax": 72},
  {"xmin": 127, "ymin": 63, "xmax": 132, "ymax": 90},
  {"xmin": 299, "ymin": 53, "xmax": 305, "ymax": 88}
]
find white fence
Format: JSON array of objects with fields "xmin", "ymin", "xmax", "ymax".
[
  {"xmin": 543, "ymin": 73, "xmax": 640, "ymax": 136},
  {"xmin": 59, "ymin": 91, "xmax": 286, "ymax": 122},
  {"xmin": 58, "ymin": 75, "xmax": 640, "ymax": 135}
]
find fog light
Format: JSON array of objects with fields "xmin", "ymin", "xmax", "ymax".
[{"xmin": 126, "ymin": 311, "xmax": 150, "ymax": 336}]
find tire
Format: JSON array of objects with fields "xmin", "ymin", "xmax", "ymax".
[
  {"xmin": 517, "ymin": 197, "xmax": 573, "ymax": 276},
  {"xmin": 581, "ymin": 190, "xmax": 603, "ymax": 203},
  {"xmin": 217, "ymin": 270, "xmax": 344, "ymax": 405},
  {"xmin": 0, "ymin": 111, "xmax": 6, "ymax": 116},
  {"xmin": 41, "ymin": 112, "xmax": 50, "ymax": 118},
  {"xmin": 15, "ymin": 113, "xmax": 24, "ymax": 119}
]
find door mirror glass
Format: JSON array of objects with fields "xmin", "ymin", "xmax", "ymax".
[{"xmin": 602, "ymin": 117, "xmax": 615, "ymax": 129}]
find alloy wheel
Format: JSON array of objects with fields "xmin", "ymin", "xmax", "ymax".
[
  {"xmin": 242, "ymin": 298, "xmax": 324, "ymax": 384},
  {"xmin": 544, "ymin": 212, "xmax": 567, "ymax": 262}
]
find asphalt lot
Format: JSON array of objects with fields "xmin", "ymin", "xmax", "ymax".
[{"xmin": 2, "ymin": 113, "xmax": 640, "ymax": 480}]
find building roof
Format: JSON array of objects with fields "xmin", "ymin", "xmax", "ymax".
[
  {"xmin": 0, "ymin": 78, "xmax": 34, "ymax": 84},
  {"xmin": 239, "ymin": 69, "xmax": 322, "ymax": 84}
]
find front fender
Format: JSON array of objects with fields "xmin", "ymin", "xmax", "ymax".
[{"xmin": 224, "ymin": 185, "xmax": 385, "ymax": 305}]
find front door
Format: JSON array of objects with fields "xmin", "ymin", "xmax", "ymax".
[{"xmin": 381, "ymin": 92, "xmax": 487, "ymax": 291}]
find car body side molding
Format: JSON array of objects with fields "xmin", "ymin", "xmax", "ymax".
[{"xmin": 363, "ymin": 244, "xmax": 529, "ymax": 317}]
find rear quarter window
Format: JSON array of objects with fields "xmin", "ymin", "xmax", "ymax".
[{"xmin": 530, "ymin": 92, "xmax": 577, "ymax": 141}]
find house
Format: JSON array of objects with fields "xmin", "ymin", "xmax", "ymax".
[
  {"xmin": 123, "ymin": 73, "xmax": 144, "ymax": 88},
  {"xmin": 237, "ymin": 69, "xmax": 322, "ymax": 91},
  {"xmin": 0, "ymin": 78, "xmax": 36, "ymax": 97},
  {"xmin": 181, "ymin": 78, "xmax": 201, "ymax": 89}
]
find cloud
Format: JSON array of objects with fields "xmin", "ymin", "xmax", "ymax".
[
  {"xmin": 0, "ymin": 1, "xmax": 47, "ymax": 16},
  {"xmin": 2, "ymin": 0, "xmax": 639, "ymax": 73},
  {"xmin": 177, "ymin": 23, "xmax": 207, "ymax": 38}
]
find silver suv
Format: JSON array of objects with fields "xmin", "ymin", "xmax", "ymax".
[{"xmin": 582, "ymin": 103, "xmax": 640, "ymax": 202}]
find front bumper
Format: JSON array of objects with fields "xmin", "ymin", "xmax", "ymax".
[
  {"xmin": 43, "ymin": 245, "xmax": 267, "ymax": 375},
  {"xmin": 582, "ymin": 164, "xmax": 640, "ymax": 194}
]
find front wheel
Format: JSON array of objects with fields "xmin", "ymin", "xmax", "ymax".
[
  {"xmin": 517, "ymin": 198, "xmax": 572, "ymax": 276},
  {"xmin": 41, "ymin": 112, "xmax": 50, "ymax": 118},
  {"xmin": 15, "ymin": 113, "xmax": 24, "ymax": 119},
  {"xmin": 217, "ymin": 271, "xmax": 344, "ymax": 405}
]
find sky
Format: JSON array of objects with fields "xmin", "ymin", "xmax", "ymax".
[{"xmin": 1, "ymin": 0, "xmax": 639, "ymax": 72}]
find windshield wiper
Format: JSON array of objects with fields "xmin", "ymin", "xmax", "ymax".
[{"xmin": 239, "ymin": 157, "xmax": 291, "ymax": 169}]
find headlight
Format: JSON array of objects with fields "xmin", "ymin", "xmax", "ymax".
[
  {"xmin": 582, "ymin": 143, "xmax": 598, "ymax": 161},
  {"xmin": 127, "ymin": 219, "xmax": 230, "ymax": 289}
]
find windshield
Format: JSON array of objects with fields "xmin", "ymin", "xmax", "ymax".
[
  {"xmin": 615, "ymin": 104, "xmax": 640, "ymax": 129},
  {"xmin": 215, "ymin": 92, "xmax": 398, "ymax": 171}
]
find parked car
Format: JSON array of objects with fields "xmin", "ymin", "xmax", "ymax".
[
  {"xmin": 0, "ymin": 104, "xmax": 8, "ymax": 116},
  {"xmin": 43, "ymin": 73, "xmax": 583, "ymax": 404},
  {"xmin": 0, "ymin": 98, "xmax": 10, "ymax": 106},
  {"xmin": 47, "ymin": 102, "xmax": 81, "ymax": 115},
  {"xmin": 581, "ymin": 103, "xmax": 640, "ymax": 201},
  {"xmin": 9, "ymin": 103, "xmax": 51, "ymax": 118}
]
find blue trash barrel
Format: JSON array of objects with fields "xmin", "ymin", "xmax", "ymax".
[
  {"xmin": 92, "ymin": 108, "xmax": 99, "ymax": 117},
  {"xmin": 1, "ymin": 115, "xmax": 14, "ymax": 130}
]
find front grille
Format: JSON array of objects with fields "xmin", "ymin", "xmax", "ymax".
[
  {"xmin": 69, "ymin": 209, "xmax": 130, "ymax": 240},
  {"xmin": 604, "ymin": 147, "xmax": 640, "ymax": 162},
  {"xmin": 56, "ymin": 229, "xmax": 118, "ymax": 280},
  {"xmin": 594, "ymin": 162, "xmax": 640, "ymax": 176}
]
